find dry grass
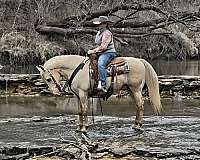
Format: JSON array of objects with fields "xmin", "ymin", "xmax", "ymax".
[{"xmin": 0, "ymin": 32, "xmax": 63, "ymax": 64}]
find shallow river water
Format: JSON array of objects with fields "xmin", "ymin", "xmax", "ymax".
[{"xmin": 0, "ymin": 96, "xmax": 200, "ymax": 159}]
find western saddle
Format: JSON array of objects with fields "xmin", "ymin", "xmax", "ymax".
[
  {"xmin": 88, "ymin": 55, "xmax": 130, "ymax": 99},
  {"xmin": 89, "ymin": 55, "xmax": 129, "ymax": 82}
]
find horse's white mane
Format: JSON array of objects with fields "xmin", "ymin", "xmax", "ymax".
[{"xmin": 44, "ymin": 55, "xmax": 86, "ymax": 69}]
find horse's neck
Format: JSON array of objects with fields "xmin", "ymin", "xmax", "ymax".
[
  {"xmin": 44, "ymin": 55, "xmax": 86, "ymax": 70},
  {"xmin": 45, "ymin": 55, "xmax": 89, "ymax": 78},
  {"xmin": 62, "ymin": 55, "xmax": 86, "ymax": 69},
  {"xmin": 58, "ymin": 67, "xmax": 71, "ymax": 78}
]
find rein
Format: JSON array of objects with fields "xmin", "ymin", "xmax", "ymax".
[
  {"xmin": 41, "ymin": 57, "xmax": 89, "ymax": 98},
  {"xmin": 60, "ymin": 58, "xmax": 89, "ymax": 98},
  {"xmin": 47, "ymin": 69, "xmax": 63, "ymax": 93},
  {"xmin": 39, "ymin": 65, "xmax": 63, "ymax": 93},
  {"xmin": 62, "ymin": 58, "xmax": 89, "ymax": 93}
]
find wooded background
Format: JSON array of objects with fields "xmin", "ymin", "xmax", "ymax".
[{"xmin": 0, "ymin": 0, "xmax": 199, "ymax": 65}]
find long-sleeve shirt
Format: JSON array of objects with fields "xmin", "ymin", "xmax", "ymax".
[
  {"xmin": 94, "ymin": 28, "xmax": 116, "ymax": 54},
  {"xmin": 95, "ymin": 30, "xmax": 112, "ymax": 53}
]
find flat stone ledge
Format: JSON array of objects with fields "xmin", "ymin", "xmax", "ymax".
[{"xmin": 0, "ymin": 74, "xmax": 199, "ymax": 97}]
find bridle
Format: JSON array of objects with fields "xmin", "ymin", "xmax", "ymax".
[
  {"xmin": 47, "ymin": 69, "xmax": 64, "ymax": 93},
  {"xmin": 39, "ymin": 65, "xmax": 63, "ymax": 94}
]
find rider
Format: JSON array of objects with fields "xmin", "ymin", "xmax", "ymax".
[{"xmin": 88, "ymin": 16, "xmax": 117, "ymax": 92}]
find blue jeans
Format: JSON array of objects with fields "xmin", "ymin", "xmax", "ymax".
[{"xmin": 98, "ymin": 52, "xmax": 116, "ymax": 88}]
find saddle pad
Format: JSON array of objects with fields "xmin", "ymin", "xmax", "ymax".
[
  {"xmin": 107, "ymin": 61, "xmax": 130, "ymax": 77},
  {"xmin": 107, "ymin": 57, "xmax": 126, "ymax": 67}
]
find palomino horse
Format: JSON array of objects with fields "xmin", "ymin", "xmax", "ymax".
[{"xmin": 37, "ymin": 55, "xmax": 162, "ymax": 132}]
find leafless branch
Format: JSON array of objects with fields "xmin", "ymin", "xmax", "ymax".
[{"xmin": 159, "ymin": 0, "xmax": 168, "ymax": 6}]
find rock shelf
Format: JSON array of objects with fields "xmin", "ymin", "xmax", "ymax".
[
  {"xmin": 1, "ymin": 115, "xmax": 200, "ymax": 159},
  {"xmin": 0, "ymin": 74, "xmax": 200, "ymax": 97}
]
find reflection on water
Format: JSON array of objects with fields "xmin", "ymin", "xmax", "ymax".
[
  {"xmin": 0, "ymin": 96, "xmax": 199, "ymax": 118},
  {"xmin": 0, "ymin": 96, "xmax": 79, "ymax": 118},
  {"xmin": 101, "ymin": 97, "xmax": 200, "ymax": 117},
  {"xmin": 151, "ymin": 60, "xmax": 200, "ymax": 76},
  {"xmin": 1, "ymin": 60, "xmax": 200, "ymax": 76}
]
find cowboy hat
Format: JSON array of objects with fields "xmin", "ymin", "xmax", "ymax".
[{"xmin": 92, "ymin": 16, "xmax": 113, "ymax": 25}]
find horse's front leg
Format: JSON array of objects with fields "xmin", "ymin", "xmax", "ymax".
[{"xmin": 78, "ymin": 90, "xmax": 89, "ymax": 133}]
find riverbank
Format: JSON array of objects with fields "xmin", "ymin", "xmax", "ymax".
[{"xmin": 0, "ymin": 74, "xmax": 200, "ymax": 98}]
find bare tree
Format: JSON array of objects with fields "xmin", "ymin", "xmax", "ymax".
[
  {"xmin": 0, "ymin": 0, "xmax": 199, "ymax": 62},
  {"xmin": 34, "ymin": 0, "xmax": 200, "ymax": 59}
]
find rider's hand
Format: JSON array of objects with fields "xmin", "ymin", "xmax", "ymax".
[{"xmin": 87, "ymin": 49, "xmax": 95, "ymax": 55}]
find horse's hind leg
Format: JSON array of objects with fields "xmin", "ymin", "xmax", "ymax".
[{"xmin": 130, "ymin": 88, "xmax": 144, "ymax": 129}]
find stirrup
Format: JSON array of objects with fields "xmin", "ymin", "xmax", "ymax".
[
  {"xmin": 97, "ymin": 87, "xmax": 107, "ymax": 93},
  {"xmin": 97, "ymin": 81, "xmax": 107, "ymax": 92}
]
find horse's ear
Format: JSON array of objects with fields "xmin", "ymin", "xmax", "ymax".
[{"xmin": 36, "ymin": 65, "xmax": 45, "ymax": 73}]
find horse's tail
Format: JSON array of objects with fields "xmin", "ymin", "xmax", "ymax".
[{"xmin": 140, "ymin": 59, "xmax": 162, "ymax": 114}]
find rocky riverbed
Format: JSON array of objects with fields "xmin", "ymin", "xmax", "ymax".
[
  {"xmin": 1, "ymin": 114, "xmax": 200, "ymax": 159},
  {"xmin": 0, "ymin": 96, "xmax": 200, "ymax": 159}
]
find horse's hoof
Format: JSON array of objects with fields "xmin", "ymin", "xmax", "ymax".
[
  {"xmin": 76, "ymin": 128, "xmax": 87, "ymax": 134},
  {"xmin": 133, "ymin": 127, "xmax": 144, "ymax": 134}
]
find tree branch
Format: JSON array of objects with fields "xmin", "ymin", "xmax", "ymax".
[
  {"xmin": 63, "ymin": 3, "xmax": 169, "ymax": 23},
  {"xmin": 35, "ymin": 24, "xmax": 172, "ymax": 38},
  {"xmin": 35, "ymin": 25, "xmax": 97, "ymax": 37}
]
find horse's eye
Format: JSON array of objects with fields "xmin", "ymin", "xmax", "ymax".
[{"xmin": 46, "ymin": 78, "xmax": 51, "ymax": 82}]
